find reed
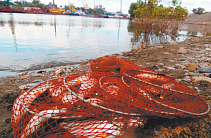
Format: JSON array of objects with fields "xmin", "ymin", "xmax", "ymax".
[{"xmin": 130, "ymin": 17, "xmax": 184, "ymax": 47}]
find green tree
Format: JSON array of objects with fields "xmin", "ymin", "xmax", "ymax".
[
  {"xmin": 170, "ymin": 0, "xmax": 182, "ymax": 6},
  {"xmin": 32, "ymin": 0, "xmax": 40, "ymax": 5},
  {"xmin": 14, "ymin": 1, "xmax": 22, "ymax": 5},
  {"xmin": 133, "ymin": 0, "xmax": 187, "ymax": 20},
  {"xmin": 128, "ymin": 3, "xmax": 138, "ymax": 18},
  {"xmin": 192, "ymin": 8, "xmax": 197, "ymax": 14},
  {"xmin": 192, "ymin": 7, "xmax": 205, "ymax": 14}
]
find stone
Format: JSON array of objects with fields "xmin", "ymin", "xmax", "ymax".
[
  {"xmin": 178, "ymin": 65, "xmax": 186, "ymax": 69},
  {"xmin": 27, "ymin": 83, "xmax": 40, "ymax": 88},
  {"xmin": 198, "ymin": 63, "xmax": 210, "ymax": 68},
  {"xmin": 158, "ymin": 63, "xmax": 164, "ymax": 66},
  {"xmin": 157, "ymin": 69, "xmax": 163, "ymax": 72},
  {"xmin": 204, "ymin": 44, "xmax": 211, "ymax": 48},
  {"xmin": 182, "ymin": 76, "xmax": 191, "ymax": 82},
  {"xmin": 159, "ymin": 46, "xmax": 164, "ymax": 49},
  {"xmin": 205, "ymin": 48, "xmax": 211, "ymax": 51},
  {"xmin": 32, "ymin": 79, "xmax": 44, "ymax": 83},
  {"xmin": 19, "ymin": 85, "xmax": 28, "ymax": 90},
  {"xmin": 55, "ymin": 68, "xmax": 64, "ymax": 76},
  {"xmin": 203, "ymin": 73, "xmax": 210, "ymax": 77},
  {"xmin": 187, "ymin": 64, "xmax": 198, "ymax": 72},
  {"xmin": 199, "ymin": 66, "xmax": 211, "ymax": 73},
  {"xmin": 164, "ymin": 66, "xmax": 176, "ymax": 70},
  {"xmin": 177, "ymin": 47, "xmax": 187, "ymax": 54},
  {"xmin": 37, "ymin": 70, "xmax": 46, "ymax": 74},
  {"xmin": 169, "ymin": 41, "xmax": 177, "ymax": 45},
  {"xmin": 162, "ymin": 52, "xmax": 170, "ymax": 55},
  {"xmin": 190, "ymin": 44, "xmax": 202, "ymax": 47},
  {"xmin": 191, "ymin": 76, "xmax": 211, "ymax": 83}
]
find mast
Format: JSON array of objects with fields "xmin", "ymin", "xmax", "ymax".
[
  {"xmin": 53, "ymin": 0, "xmax": 55, "ymax": 8},
  {"xmin": 120, "ymin": 0, "xmax": 122, "ymax": 13}
]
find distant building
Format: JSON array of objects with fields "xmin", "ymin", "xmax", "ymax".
[{"xmin": 96, "ymin": 4, "xmax": 105, "ymax": 11}]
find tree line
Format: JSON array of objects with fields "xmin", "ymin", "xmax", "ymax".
[{"xmin": 129, "ymin": 0, "xmax": 188, "ymax": 20}]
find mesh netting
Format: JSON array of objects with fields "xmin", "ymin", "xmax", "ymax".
[{"xmin": 12, "ymin": 56, "xmax": 210, "ymax": 138}]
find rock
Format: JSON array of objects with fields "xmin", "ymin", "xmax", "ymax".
[
  {"xmin": 187, "ymin": 64, "xmax": 198, "ymax": 72},
  {"xmin": 149, "ymin": 65, "xmax": 157, "ymax": 69},
  {"xmin": 164, "ymin": 66, "xmax": 176, "ymax": 70},
  {"xmin": 162, "ymin": 52, "xmax": 170, "ymax": 55},
  {"xmin": 19, "ymin": 85, "xmax": 28, "ymax": 90},
  {"xmin": 157, "ymin": 69, "xmax": 164, "ymax": 72},
  {"xmin": 191, "ymin": 73, "xmax": 204, "ymax": 76},
  {"xmin": 19, "ymin": 72, "xmax": 28, "ymax": 76},
  {"xmin": 65, "ymin": 67, "xmax": 75, "ymax": 73},
  {"xmin": 159, "ymin": 46, "xmax": 164, "ymax": 49},
  {"xmin": 194, "ymin": 87, "xmax": 201, "ymax": 93},
  {"xmin": 190, "ymin": 44, "xmax": 202, "ymax": 47},
  {"xmin": 55, "ymin": 68, "xmax": 64, "ymax": 76},
  {"xmin": 182, "ymin": 76, "xmax": 191, "ymax": 82},
  {"xmin": 177, "ymin": 47, "xmax": 187, "ymax": 54},
  {"xmin": 32, "ymin": 79, "xmax": 44, "ymax": 83},
  {"xmin": 205, "ymin": 48, "xmax": 211, "ymax": 51},
  {"xmin": 178, "ymin": 65, "xmax": 186, "ymax": 69},
  {"xmin": 191, "ymin": 76, "xmax": 211, "ymax": 83},
  {"xmin": 80, "ymin": 61, "xmax": 88, "ymax": 66},
  {"xmin": 203, "ymin": 73, "xmax": 211, "ymax": 77},
  {"xmin": 27, "ymin": 80, "xmax": 44, "ymax": 88},
  {"xmin": 199, "ymin": 66, "xmax": 211, "ymax": 73},
  {"xmin": 158, "ymin": 63, "xmax": 164, "ymax": 66},
  {"xmin": 37, "ymin": 70, "xmax": 46, "ymax": 74},
  {"xmin": 169, "ymin": 41, "xmax": 177, "ymax": 45},
  {"xmin": 198, "ymin": 63, "xmax": 210, "ymax": 68},
  {"xmin": 204, "ymin": 44, "xmax": 211, "ymax": 48}
]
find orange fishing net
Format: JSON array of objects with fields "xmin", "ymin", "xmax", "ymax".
[{"xmin": 12, "ymin": 56, "xmax": 210, "ymax": 138}]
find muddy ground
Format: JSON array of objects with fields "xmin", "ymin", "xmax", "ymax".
[{"xmin": 1, "ymin": 13, "xmax": 211, "ymax": 138}]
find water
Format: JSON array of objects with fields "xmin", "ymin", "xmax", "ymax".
[
  {"xmin": 0, "ymin": 13, "xmax": 134, "ymax": 76},
  {"xmin": 0, "ymin": 13, "xmax": 205, "ymax": 77}
]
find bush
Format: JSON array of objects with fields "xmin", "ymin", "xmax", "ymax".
[{"xmin": 192, "ymin": 7, "xmax": 205, "ymax": 14}]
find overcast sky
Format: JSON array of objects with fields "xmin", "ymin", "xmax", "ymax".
[{"xmin": 25, "ymin": 0, "xmax": 211, "ymax": 14}]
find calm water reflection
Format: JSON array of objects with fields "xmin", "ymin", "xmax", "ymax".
[
  {"xmin": 0, "ymin": 13, "xmax": 206, "ymax": 76},
  {"xmin": 0, "ymin": 13, "xmax": 134, "ymax": 75}
]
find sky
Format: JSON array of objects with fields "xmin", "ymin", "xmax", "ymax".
[{"xmin": 21, "ymin": 0, "xmax": 211, "ymax": 14}]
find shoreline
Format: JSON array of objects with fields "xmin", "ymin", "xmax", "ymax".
[{"xmin": 0, "ymin": 34, "xmax": 211, "ymax": 137}]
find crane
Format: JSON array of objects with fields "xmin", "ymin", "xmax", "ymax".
[
  {"xmin": 2, "ymin": 0, "xmax": 12, "ymax": 7},
  {"xmin": 68, "ymin": 0, "xmax": 76, "ymax": 13},
  {"xmin": 79, "ymin": 0, "xmax": 89, "ymax": 10}
]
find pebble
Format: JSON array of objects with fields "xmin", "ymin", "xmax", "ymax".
[
  {"xmin": 182, "ymin": 76, "xmax": 191, "ymax": 82},
  {"xmin": 191, "ymin": 76, "xmax": 211, "ymax": 83},
  {"xmin": 187, "ymin": 64, "xmax": 197, "ymax": 72},
  {"xmin": 190, "ymin": 44, "xmax": 201, "ymax": 47},
  {"xmin": 204, "ymin": 44, "xmax": 211, "ymax": 47},
  {"xmin": 157, "ymin": 69, "xmax": 164, "ymax": 72},
  {"xmin": 199, "ymin": 66, "xmax": 211, "ymax": 73},
  {"xmin": 177, "ymin": 47, "xmax": 187, "ymax": 54},
  {"xmin": 55, "ymin": 68, "xmax": 64, "ymax": 76},
  {"xmin": 172, "ymin": 41, "xmax": 211, "ymax": 83},
  {"xmin": 162, "ymin": 52, "xmax": 170, "ymax": 55},
  {"xmin": 19, "ymin": 85, "xmax": 28, "ymax": 90},
  {"xmin": 169, "ymin": 41, "xmax": 177, "ymax": 45},
  {"xmin": 54, "ymin": 67, "xmax": 75, "ymax": 76},
  {"xmin": 164, "ymin": 66, "xmax": 176, "ymax": 70}
]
